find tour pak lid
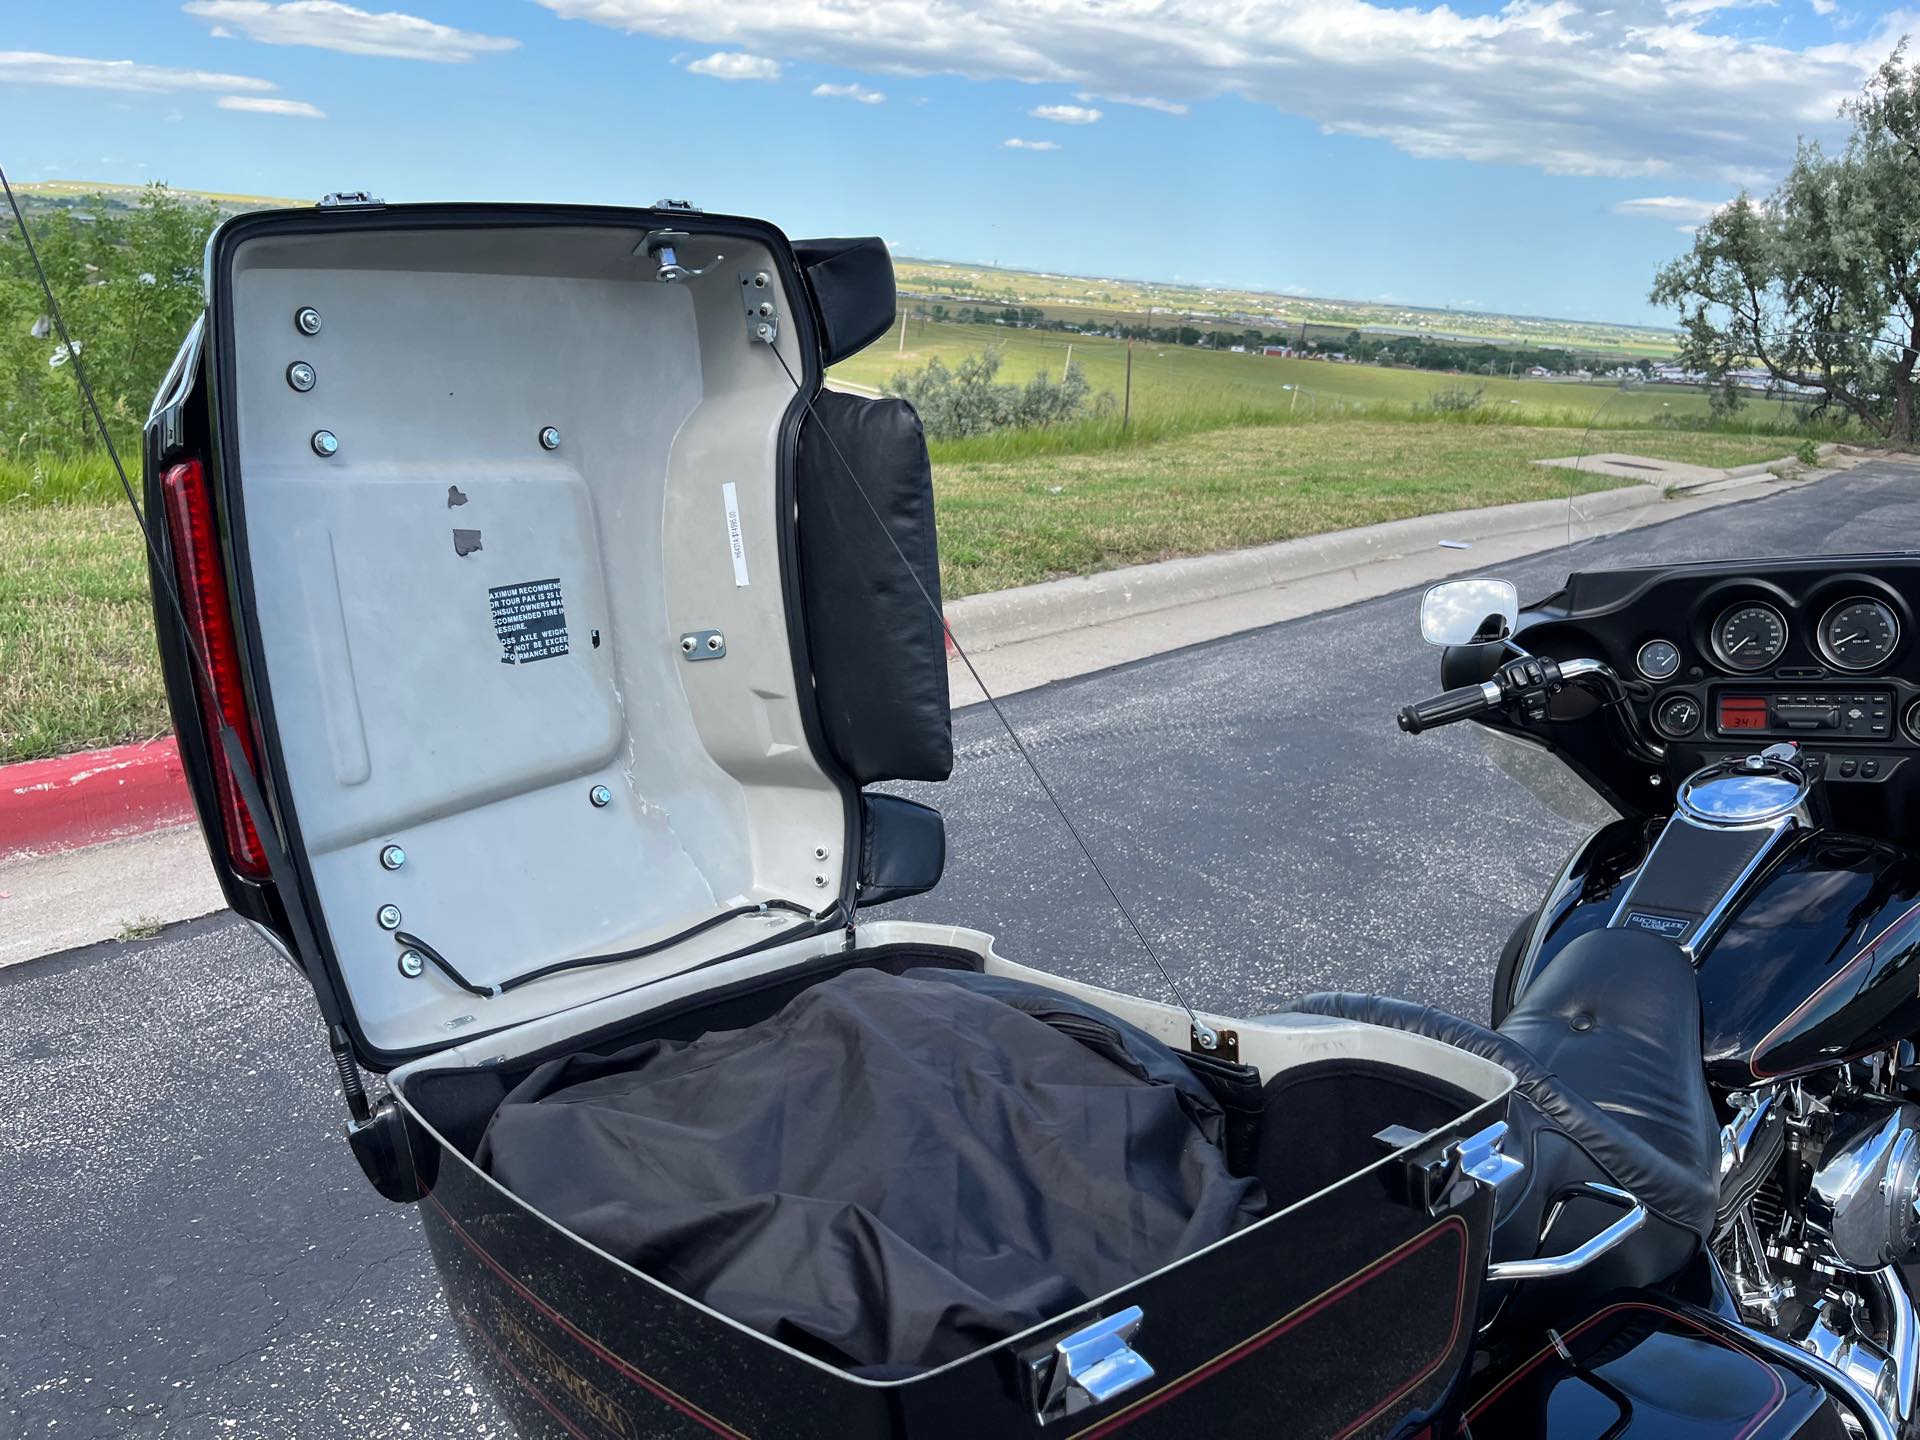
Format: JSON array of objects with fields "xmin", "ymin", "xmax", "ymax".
[{"xmin": 178, "ymin": 200, "xmax": 934, "ymax": 1068}]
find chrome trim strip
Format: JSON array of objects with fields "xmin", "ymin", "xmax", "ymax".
[
  {"xmin": 1685, "ymin": 1304, "xmax": 1897, "ymax": 1440},
  {"xmin": 1872, "ymin": 1265, "xmax": 1917, "ymax": 1424},
  {"xmin": 1606, "ymin": 812, "xmax": 1796, "ymax": 958}
]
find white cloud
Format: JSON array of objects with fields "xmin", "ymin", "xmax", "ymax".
[
  {"xmin": 1613, "ymin": 194, "xmax": 1731, "ymax": 224},
  {"xmin": 686, "ymin": 51, "xmax": 780, "ymax": 79},
  {"xmin": 532, "ymin": 0, "xmax": 1908, "ymax": 181},
  {"xmin": 218, "ymin": 94, "xmax": 327, "ymax": 116},
  {"xmin": 0, "ymin": 50, "xmax": 277, "ymax": 94},
  {"xmin": 1004, "ymin": 137, "xmax": 1060, "ymax": 150},
  {"xmin": 1812, "ymin": 0, "xmax": 1838, "ymax": 12},
  {"xmin": 182, "ymin": 2, "xmax": 519, "ymax": 62},
  {"xmin": 813, "ymin": 81, "xmax": 885, "ymax": 103},
  {"xmin": 1031, "ymin": 102, "xmax": 1101, "ymax": 123},
  {"xmin": 1079, "ymin": 90, "xmax": 1187, "ymax": 115}
]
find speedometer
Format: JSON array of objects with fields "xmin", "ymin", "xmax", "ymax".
[
  {"xmin": 1818, "ymin": 597, "xmax": 1900, "ymax": 671},
  {"xmin": 1712, "ymin": 603, "xmax": 1788, "ymax": 672}
]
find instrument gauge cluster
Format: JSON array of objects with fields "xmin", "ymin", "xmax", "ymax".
[
  {"xmin": 1818, "ymin": 597, "xmax": 1901, "ymax": 671},
  {"xmin": 1711, "ymin": 603, "xmax": 1789, "ymax": 673}
]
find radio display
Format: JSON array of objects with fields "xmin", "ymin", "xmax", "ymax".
[{"xmin": 1718, "ymin": 695, "xmax": 1771, "ymax": 732}]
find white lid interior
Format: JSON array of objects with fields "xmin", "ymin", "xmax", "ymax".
[{"xmin": 222, "ymin": 220, "xmax": 847, "ymax": 1058}]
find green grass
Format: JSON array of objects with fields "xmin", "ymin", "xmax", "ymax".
[
  {"xmin": 834, "ymin": 320, "xmax": 1815, "ymax": 432},
  {"xmin": 931, "ymin": 421, "xmax": 1799, "ymax": 597},
  {"xmin": 0, "ymin": 418, "xmax": 1813, "ymax": 762},
  {"xmin": 0, "ymin": 505, "xmax": 166, "ymax": 762}
]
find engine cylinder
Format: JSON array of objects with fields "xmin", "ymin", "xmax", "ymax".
[{"xmin": 1808, "ymin": 1097, "xmax": 1920, "ymax": 1270}]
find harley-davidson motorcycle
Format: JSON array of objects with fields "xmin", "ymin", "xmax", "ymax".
[
  {"xmin": 10, "ymin": 175, "xmax": 1908, "ymax": 1435},
  {"xmin": 1376, "ymin": 411, "xmax": 1920, "ymax": 1439}
]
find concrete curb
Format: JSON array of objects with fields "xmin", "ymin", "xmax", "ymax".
[
  {"xmin": 0, "ymin": 738, "xmax": 193, "ymax": 862},
  {"xmin": 944, "ymin": 480, "xmax": 1696, "ymax": 653}
]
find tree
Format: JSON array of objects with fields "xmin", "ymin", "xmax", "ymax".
[
  {"xmin": 1652, "ymin": 46, "xmax": 1920, "ymax": 441},
  {"xmin": 0, "ymin": 183, "xmax": 220, "ymax": 456}
]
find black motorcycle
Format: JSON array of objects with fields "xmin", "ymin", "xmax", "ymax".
[{"xmin": 1385, "ymin": 541, "xmax": 1920, "ymax": 1438}]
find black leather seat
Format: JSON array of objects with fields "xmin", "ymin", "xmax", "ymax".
[{"xmin": 1288, "ymin": 928, "xmax": 1720, "ymax": 1253}]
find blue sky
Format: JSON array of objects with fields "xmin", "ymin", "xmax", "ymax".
[{"xmin": 2, "ymin": 0, "xmax": 1911, "ymax": 326}]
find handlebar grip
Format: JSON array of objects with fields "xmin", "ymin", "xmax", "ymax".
[{"xmin": 1398, "ymin": 681, "xmax": 1500, "ymax": 735}]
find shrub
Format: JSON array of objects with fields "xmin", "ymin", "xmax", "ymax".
[
  {"xmin": 1423, "ymin": 383, "xmax": 1486, "ymax": 414},
  {"xmin": 885, "ymin": 349, "xmax": 1113, "ymax": 440},
  {"xmin": 1796, "ymin": 438, "xmax": 1821, "ymax": 466}
]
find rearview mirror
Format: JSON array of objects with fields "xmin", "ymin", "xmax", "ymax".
[{"xmin": 1420, "ymin": 578, "xmax": 1518, "ymax": 647}]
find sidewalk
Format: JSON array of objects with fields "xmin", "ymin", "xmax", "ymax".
[{"xmin": 0, "ymin": 449, "xmax": 1846, "ymax": 968}]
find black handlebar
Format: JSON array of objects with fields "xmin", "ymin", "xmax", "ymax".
[{"xmin": 1397, "ymin": 682, "xmax": 1498, "ymax": 735}]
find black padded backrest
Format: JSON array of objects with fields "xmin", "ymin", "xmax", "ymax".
[{"xmin": 796, "ymin": 388, "xmax": 952, "ymax": 784}]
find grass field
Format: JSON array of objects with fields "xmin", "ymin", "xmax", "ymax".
[
  {"xmin": 0, "ymin": 421, "xmax": 1802, "ymax": 762},
  {"xmin": 833, "ymin": 320, "xmax": 1811, "ymax": 434}
]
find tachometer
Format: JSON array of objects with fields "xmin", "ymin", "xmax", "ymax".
[
  {"xmin": 1712, "ymin": 603, "xmax": 1788, "ymax": 673},
  {"xmin": 1818, "ymin": 597, "xmax": 1900, "ymax": 672}
]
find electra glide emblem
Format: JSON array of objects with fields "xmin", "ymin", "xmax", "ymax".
[
  {"xmin": 1623, "ymin": 912, "xmax": 1690, "ymax": 940},
  {"xmin": 487, "ymin": 1300, "xmax": 636, "ymax": 1439}
]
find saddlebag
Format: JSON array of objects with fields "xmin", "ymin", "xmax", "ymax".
[{"xmin": 148, "ymin": 201, "xmax": 1517, "ymax": 1439}]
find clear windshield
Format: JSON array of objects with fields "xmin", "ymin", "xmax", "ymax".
[{"xmin": 1556, "ymin": 337, "xmax": 1894, "ymax": 576}]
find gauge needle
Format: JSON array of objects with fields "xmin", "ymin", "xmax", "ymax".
[
  {"xmin": 1836, "ymin": 631, "xmax": 1864, "ymax": 645},
  {"xmin": 1730, "ymin": 635, "xmax": 1753, "ymax": 653}
]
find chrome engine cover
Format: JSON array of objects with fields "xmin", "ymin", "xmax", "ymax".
[{"xmin": 1808, "ymin": 1097, "xmax": 1920, "ymax": 1271}]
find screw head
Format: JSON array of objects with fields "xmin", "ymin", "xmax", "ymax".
[
  {"xmin": 813, "ymin": 846, "xmax": 829, "ymax": 860},
  {"xmin": 756, "ymin": 301, "xmax": 774, "ymax": 318},
  {"xmin": 539, "ymin": 426, "xmax": 561, "ymax": 451},
  {"xmin": 398, "ymin": 950, "xmax": 426, "ymax": 979},
  {"xmin": 753, "ymin": 322, "xmax": 775, "ymax": 343},
  {"xmin": 379, "ymin": 843, "xmax": 406, "ymax": 871},
  {"xmin": 286, "ymin": 361, "xmax": 316, "ymax": 393},
  {"xmin": 705, "ymin": 634, "xmax": 722, "ymax": 651},
  {"xmin": 295, "ymin": 306, "xmax": 323, "ymax": 335},
  {"xmin": 376, "ymin": 903, "xmax": 402, "ymax": 930},
  {"xmin": 311, "ymin": 429, "xmax": 339, "ymax": 458},
  {"xmin": 590, "ymin": 784, "xmax": 613, "ymax": 808},
  {"xmin": 679, "ymin": 636, "xmax": 696, "ymax": 653},
  {"xmin": 813, "ymin": 873, "xmax": 829, "ymax": 888},
  {"xmin": 752, "ymin": 272, "xmax": 770, "ymax": 289}
]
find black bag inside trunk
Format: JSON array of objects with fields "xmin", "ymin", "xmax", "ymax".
[{"xmin": 476, "ymin": 968, "xmax": 1265, "ymax": 1372}]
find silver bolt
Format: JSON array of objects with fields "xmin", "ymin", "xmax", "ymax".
[
  {"xmin": 311, "ymin": 429, "xmax": 339, "ymax": 458},
  {"xmin": 539, "ymin": 426, "xmax": 561, "ymax": 451},
  {"xmin": 295, "ymin": 306, "xmax": 323, "ymax": 335},
  {"xmin": 590, "ymin": 784, "xmax": 612, "ymax": 808},
  {"xmin": 379, "ymin": 844, "xmax": 406, "ymax": 871},
  {"xmin": 753, "ymin": 322, "xmax": 775, "ymax": 343},
  {"xmin": 756, "ymin": 301, "xmax": 775, "ymax": 318},
  {"xmin": 813, "ymin": 846, "xmax": 829, "ymax": 860},
  {"xmin": 705, "ymin": 635, "xmax": 722, "ymax": 651},
  {"xmin": 377, "ymin": 903, "xmax": 402, "ymax": 930},
  {"xmin": 679, "ymin": 636, "xmax": 696, "ymax": 653},
  {"xmin": 398, "ymin": 950, "xmax": 426, "ymax": 979},
  {"xmin": 286, "ymin": 361, "xmax": 316, "ymax": 392},
  {"xmin": 813, "ymin": 873, "xmax": 829, "ymax": 888},
  {"xmin": 752, "ymin": 272, "xmax": 770, "ymax": 289}
]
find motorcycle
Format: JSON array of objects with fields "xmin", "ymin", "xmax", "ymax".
[{"xmin": 1376, "ymin": 402, "xmax": 1920, "ymax": 1437}]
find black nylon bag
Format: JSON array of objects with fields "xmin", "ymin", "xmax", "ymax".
[
  {"xmin": 796, "ymin": 389, "xmax": 952, "ymax": 784},
  {"xmin": 477, "ymin": 967, "xmax": 1264, "ymax": 1371}
]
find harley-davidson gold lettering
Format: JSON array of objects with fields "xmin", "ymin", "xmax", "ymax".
[{"xmin": 490, "ymin": 1300, "xmax": 636, "ymax": 1439}]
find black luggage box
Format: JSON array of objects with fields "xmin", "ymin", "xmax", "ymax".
[{"xmin": 142, "ymin": 199, "xmax": 1516, "ymax": 1438}]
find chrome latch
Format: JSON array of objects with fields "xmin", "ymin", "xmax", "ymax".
[
  {"xmin": 1022, "ymin": 1306, "xmax": 1154, "ymax": 1423},
  {"xmin": 1457, "ymin": 1121, "xmax": 1526, "ymax": 1195},
  {"xmin": 316, "ymin": 190, "xmax": 384, "ymax": 210}
]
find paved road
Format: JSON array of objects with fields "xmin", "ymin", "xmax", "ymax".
[{"xmin": 3, "ymin": 462, "xmax": 1914, "ymax": 1438}]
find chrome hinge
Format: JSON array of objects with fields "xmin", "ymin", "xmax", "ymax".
[
  {"xmin": 1022, "ymin": 1306, "xmax": 1154, "ymax": 1423},
  {"xmin": 317, "ymin": 190, "xmax": 385, "ymax": 210}
]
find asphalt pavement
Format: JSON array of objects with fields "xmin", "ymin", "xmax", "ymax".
[{"xmin": 3, "ymin": 461, "xmax": 1915, "ymax": 1438}]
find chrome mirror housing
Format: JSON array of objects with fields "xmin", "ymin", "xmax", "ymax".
[{"xmin": 1420, "ymin": 578, "xmax": 1519, "ymax": 648}]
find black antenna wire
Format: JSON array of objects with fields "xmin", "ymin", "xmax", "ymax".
[
  {"xmin": 766, "ymin": 343, "xmax": 1220, "ymax": 1050},
  {"xmin": 1, "ymin": 164, "xmax": 375, "ymax": 1121}
]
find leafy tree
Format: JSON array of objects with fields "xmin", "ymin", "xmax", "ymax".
[
  {"xmin": 0, "ymin": 184, "xmax": 220, "ymax": 456},
  {"xmin": 1652, "ymin": 46, "xmax": 1920, "ymax": 441},
  {"xmin": 884, "ymin": 349, "xmax": 1113, "ymax": 439}
]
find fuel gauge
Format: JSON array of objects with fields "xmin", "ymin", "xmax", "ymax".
[
  {"xmin": 1654, "ymin": 693, "xmax": 1703, "ymax": 738},
  {"xmin": 1637, "ymin": 639, "xmax": 1681, "ymax": 680}
]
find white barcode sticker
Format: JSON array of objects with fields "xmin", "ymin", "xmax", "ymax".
[{"xmin": 722, "ymin": 481, "xmax": 750, "ymax": 587}]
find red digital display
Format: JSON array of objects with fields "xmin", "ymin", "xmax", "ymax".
[{"xmin": 1719, "ymin": 696, "xmax": 1770, "ymax": 732}]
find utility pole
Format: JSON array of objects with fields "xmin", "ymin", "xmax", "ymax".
[
  {"xmin": 1123, "ymin": 339, "xmax": 1133, "ymax": 430},
  {"xmin": 897, "ymin": 309, "xmax": 908, "ymax": 354},
  {"xmin": 1061, "ymin": 342, "xmax": 1073, "ymax": 382}
]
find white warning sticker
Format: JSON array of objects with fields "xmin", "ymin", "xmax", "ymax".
[{"xmin": 722, "ymin": 482, "xmax": 750, "ymax": 587}]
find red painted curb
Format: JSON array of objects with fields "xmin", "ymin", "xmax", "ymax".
[{"xmin": 0, "ymin": 737, "xmax": 195, "ymax": 862}]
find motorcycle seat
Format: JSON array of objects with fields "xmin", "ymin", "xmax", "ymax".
[{"xmin": 1286, "ymin": 928, "xmax": 1719, "ymax": 1243}]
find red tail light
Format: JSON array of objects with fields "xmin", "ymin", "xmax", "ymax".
[{"xmin": 159, "ymin": 460, "xmax": 268, "ymax": 878}]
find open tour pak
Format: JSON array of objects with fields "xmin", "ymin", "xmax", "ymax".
[{"xmin": 143, "ymin": 198, "xmax": 1521, "ymax": 1438}]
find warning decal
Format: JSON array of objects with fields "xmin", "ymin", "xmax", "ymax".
[{"xmin": 489, "ymin": 578, "xmax": 570, "ymax": 665}]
